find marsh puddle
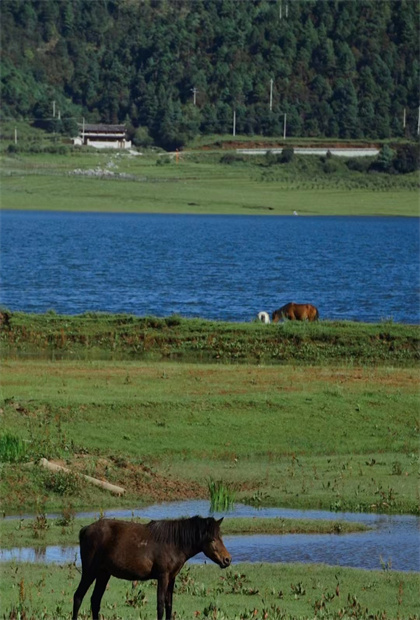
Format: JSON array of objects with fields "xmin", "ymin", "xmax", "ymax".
[{"xmin": 2, "ymin": 501, "xmax": 419, "ymax": 572}]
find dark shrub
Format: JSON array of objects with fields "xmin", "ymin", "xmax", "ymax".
[
  {"xmin": 278, "ymin": 147, "xmax": 294, "ymax": 163},
  {"xmin": 393, "ymin": 143, "xmax": 420, "ymax": 173},
  {"xmin": 346, "ymin": 158, "xmax": 371, "ymax": 172},
  {"xmin": 369, "ymin": 145, "xmax": 395, "ymax": 172},
  {"xmin": 263, "ymin": 150, "xmax": 276, "ymax": 166},
  {"xmin": 156, "ymin": 155, "xmax": 171, "ymax": 165},
  {"xmin": 220, "ymin": 153, "xmax": 245, "ymax": 164},
  {"xmin": 323, "ymin": 159, "xmax": 340, "ymax": 174},
  {"xmin": 6, "ymin": 143, "xmax": 19, "ymax": 153}
]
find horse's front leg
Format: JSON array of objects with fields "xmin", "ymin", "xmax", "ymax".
[
  {"xmin": 165, "ymin": 577, "xmax": 175, "ymax": 619},
  {"xmin": 157, "ymin": 574, "xmax": 169, "ymax": 620}
]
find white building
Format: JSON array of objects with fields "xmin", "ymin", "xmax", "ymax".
[{"xmin": 73, "ymin": 123, "xmax": 131, "ymax": 149}]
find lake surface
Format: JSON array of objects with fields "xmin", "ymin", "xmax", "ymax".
[
  {"xmin": 2, "ymin": 501, "xmax": 419, "ymax": 572},
  {"xmin": 1, "ymin": 211, "xmax": 419, "ymax": 323}
]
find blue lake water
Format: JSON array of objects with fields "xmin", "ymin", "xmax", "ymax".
[
  {"xmin": 2, "ymin": 501, "xmax": 419, "ymax": 572},
  {"xmin": 0, "ymin": 211, "xmax": 419, "ymax": 323}
]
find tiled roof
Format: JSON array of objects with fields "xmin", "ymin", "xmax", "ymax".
[{"xmin": 78, "ymin": 124, "xmax": 126, "ymax": 132}]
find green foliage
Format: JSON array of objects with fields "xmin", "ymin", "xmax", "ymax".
[
  {"xmin": 393, "ymin": 143, "xmax": 420, "ymax": 173},
  {"xmin": 279, "ymin": 147, "xmax": 294, "ymax": 163},
  {"xmin": 41, "ymin": 470, "xmax": 81, "ymax": 496},
  {"xmin": 0, "ymin": 433, "xmax": 27, "ymax": 463},
  {"xmin": 220, "ymin": 153, "xmax": 246, "ymax": 165},
  {"xmin": 371, "ymin": 145, "xmax": 396, "ymax": 172},
  {"xmin": 367, "ymin": 143, "xmax": 420, "ymax": 174},
  {"xmin": 1, "ymin": 1, "xmax": 419, "ymax": 142},
  {"xmin": 132, "ymin": 126, "xmax": 153, "ymax": 148},
  {"xmin": 207, "ymin": 478, "xmax": 236, "ymax": 512}
]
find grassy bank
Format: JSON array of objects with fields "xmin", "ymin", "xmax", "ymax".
[
  {"xmin": 1, "ymin": 312, "xmax": 419, "ymax": 366},
  {"xmin": 1, "ymin": 147, "xmax": 418, "ymax": 216},
  {"xmin": 0, "ymin": 516, "xmax": 367, "ymax": 550},
  {"xmin": 1, "ymin": 355, "xmax": 418, "ymax": 515},
  {"xmin": 1, "ymin": 561, "xmax": 419, "ymax": 619}
]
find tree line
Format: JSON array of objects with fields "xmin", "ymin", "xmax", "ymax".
[{"xmin": 1, "ymin": 0, "xmax": 419, "ymax": 148}]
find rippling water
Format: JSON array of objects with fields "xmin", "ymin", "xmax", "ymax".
[
  {"xmin": 2, "ymin": 501, "xmax": 419, "ymax": 572},
  {"xmin": 1, "ymin": 211, "xmax": 419, "ymax": 323}
]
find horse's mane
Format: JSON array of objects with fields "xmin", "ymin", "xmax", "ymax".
[{"xmin": 147, "ymin": 516, "xmax": 218, "ymax": 547}]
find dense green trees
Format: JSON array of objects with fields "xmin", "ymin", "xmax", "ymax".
[{"xmin": 1, "ymin": 0, "xmax": 419, "ymax": 146}]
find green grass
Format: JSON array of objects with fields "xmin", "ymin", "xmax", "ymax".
[
  {"xmin": 0, "ymin": 433, "xmax": 27, "ymax": 463},
  {"xmin": 0, "ymin": 516, "xmax": 367, "ymax": 550},
  {"xmin": 1, "ymin": 148, "xmax": 418, "ymax": 216},
  {"xmin": 1, "ymin": 561, "xmax": 419, "ymax": 619},
  {"xmin": 0, "ymin": 357, "xmax": 418, "ymax": 515},
  {"xmin": 2, "ymin": 312, "xmax": 419, "ymax": 366},
  {"xmin": 208, "ymin": 478, "xmax": 236, "ymax": 512}
]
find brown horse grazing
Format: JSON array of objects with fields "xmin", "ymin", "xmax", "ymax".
[
  {"xmin": 272, "ymin": 302, "xmax": 319, "ymax": 322},
  {"xmin": 72, "ymin": 516, "xmax": 231, "ymax": 620}
]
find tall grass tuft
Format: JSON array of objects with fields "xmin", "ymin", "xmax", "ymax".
[
  {"xmin": 207, "ymin": 478, "xmax": 236, "ymax": 512},
  {"xmin": 0, "ymin": 433, "xmax": 27, "ymax": 463}
]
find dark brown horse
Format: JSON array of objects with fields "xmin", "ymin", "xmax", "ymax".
[
  {"xmin": 272, "ymin": 302, "xmax": 319, "ymax": 322},
  {"xmin": 72, "ymin": 516, "xmax": 231, "ymax": 620}
]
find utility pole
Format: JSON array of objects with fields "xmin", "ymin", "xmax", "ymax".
[
  {"xmin": 269, "ymin": 79, "xmax": 273, "ymax": 111},
  {"xmin": 283, "ymin": 113, "xmax": 287, "ymax": 140},
  {"xmin": 279, "ymin": 0, "xmax": 289, "ymax": 19},
  {"xmin": 233, "ymin": 109, "xmax": 236, "ymax": 137},
  {"xmin": 418, "ymin": 105, "xmax": 420, "ymax": 136},
  {"xmin": 403, "ymin": 108, "xmax": 406, "ymax": 129},
  {"xmin": 191, "ymin": 87, "xmax": 199, "ymax": 105},
  {"xmin": 14, "ymin": 127, "xmax": 17, "ymax": 144},
  {"xmin": 52, "ymin": 100, "xmax": 56, "ymax": 117},
  {"xmin": 82, "ymin": 117, "xmax": 85, "ymax": 144}
]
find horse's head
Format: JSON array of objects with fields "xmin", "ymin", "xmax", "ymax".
[
  {"xmin": 257, "ymin": 311, "xmax": 270, "ymax": 324},
  {"xmin": 201, "ymin": 517, "xmax": 231, "ymax": 568}
]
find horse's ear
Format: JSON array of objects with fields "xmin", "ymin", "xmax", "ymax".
[{"xmin": 217, "ymin": 517, "xmax": 224, "ymax": 526}]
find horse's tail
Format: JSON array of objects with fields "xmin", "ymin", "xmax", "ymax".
[
  {"xmin": 314, "ymin": 306, "xmax": 319, "ymax": 321},
  {"xmin": 79, "ymin": 525, "xmax": 89, "ymax": 544},
  {"xmin": 78, "ymin": 523, "xmax": 101, "ymax": 572}
]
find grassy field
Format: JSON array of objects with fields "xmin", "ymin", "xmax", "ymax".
[
  {"xmin": 1, "ymin": 561, "xmax": 419, "ymax": 619},
  {"xmin": 0, "ymin": 315, "xmax": 419, "ymax": 618},
  {"xmin": 1, "ymin": 353, "xmax": 418, "ymax": 515},
  {"xmin": 1, "ymin": 146, "xmax": 418, "ymax": 216},
  {"xmin": 1, "ymin": 313, "xmax": 419, "ymax": 516}
]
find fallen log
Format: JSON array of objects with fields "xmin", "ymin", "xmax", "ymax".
[{"xmin": 39, "ymin": 458, "xmax": 125, "ymax": 496}]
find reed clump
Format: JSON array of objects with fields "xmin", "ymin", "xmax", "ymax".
[
  {"xmin": 207, "ymin": 478, "xmax": 236, "ymax": 512},
  {"xmin": 0, "ymin": 433, "xmax": 27, "ymax": 463}
]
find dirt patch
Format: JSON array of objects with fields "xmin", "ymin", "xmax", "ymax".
[
  {"xmin": 63, "ymin": 456, "xmax": 205, "ymax": 503},
  {"xmin": 122, "ymin": 462, "xmax": 205, "ymax": 502}
]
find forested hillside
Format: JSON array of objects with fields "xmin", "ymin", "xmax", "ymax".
[{"xmin": 1, "ymin": 0, "xmax": 419, "ymax": 148}]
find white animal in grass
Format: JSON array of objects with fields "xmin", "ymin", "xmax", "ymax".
[{"xmin": 257, "ymin": 311, "xmax": 270, "ymax": 324}]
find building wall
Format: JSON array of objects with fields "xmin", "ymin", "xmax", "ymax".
[{"xmin": 72, "ymin": 138, "xmax": 132, "ymax": 149}]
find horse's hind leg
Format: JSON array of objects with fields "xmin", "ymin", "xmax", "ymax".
[
  {"xmin": 72, "ymin": 572, "xmax": 95, "ymax": 619},
  {"xmin": 165, "ymin": 577, "xmax": 176, "ymax": 619},
  {"xmin": 90, "ymin": 571, "xmax": 111, "ymax": 620}
]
